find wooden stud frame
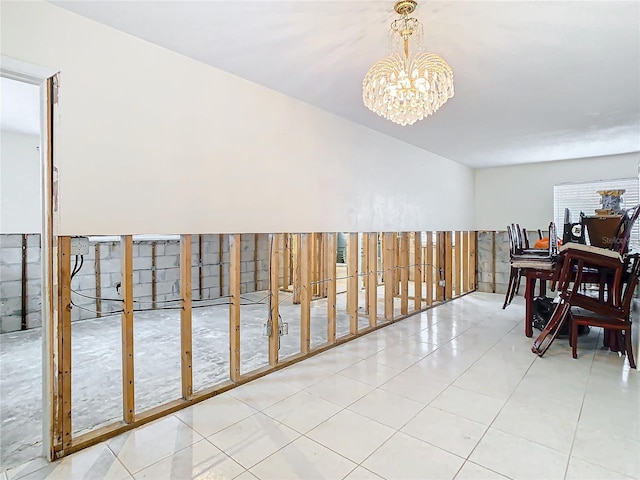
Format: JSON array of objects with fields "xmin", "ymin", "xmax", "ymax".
[
  {"xmin": 180, "ymin": 235, "xmax": 193, "ymax": 400},
  {"xmin": 56, "ymin": 236, "xmax": 72, "ymax": 449},
  {"xmin": 445, "ymin": 232, "xmax": 453, "ymax": 300},
  {"xmin": 413, "ymin": 232, "xmax": 422, "ymax": 311},
  {"xmin": 435, "ymin": 232, "xmax": 444, "ymax": 302},
  {"xmin": 229, "ymin": 234, "xmax": 241, "ymax": 382},
  {"xmin": 300, "ymin": 233, "xmax": 311, "ymax": 354},
  {"xmin": 346, "ymin": 233, "xmax": 359, "ymax": 335},
  {"xmin": 462, "ymin": 231, "xmax": 470, "ymax": 293},
  {"xmin": 49, "ymin": 229, "xmax": 477, "ymax": 461},
  {"xmin": 121, "ymin": 235, "xmax": 135, "ymax": 423},
  {"xmin": 269, "ymin": 234, "xmax": 280, "ymax": 367},
  {"xmin": 367, "ymin": 233, "xmax": 378, "ymax": 327},
  {"xmin": 425, "ymin": 231, "xmax": 433, "ymax": 306},
  {"xmin": 292, "ymin": 234, "xmax": 301, "ymax": 304},
  {"xmin": 400, "ymin": 232, "xmax": 409, "ymax": 315},
  {"xmin": 454, "ymin": 231, "xmax": 461, "ymax": 296},
  {"xmin": 383, "ymin": 232, "xmax": 395, "ymax": 321},
  {"xmin": 326, "ymin": 233, "xmax": 337, "ymax": 343}
]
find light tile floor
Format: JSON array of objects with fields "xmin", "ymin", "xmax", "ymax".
[{"xmin": 6, "ymin": 292, "xmax": 639, "ymax": 480}]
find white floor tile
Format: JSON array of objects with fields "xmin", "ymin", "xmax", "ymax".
[
  {"xmin": 207, "ymin": 412, "xmax": 300, "ymax": 469},
  {"xmin": 306, "ymin": 410, "xmax": 395, "ymax": 464},
  {"xmin": 342, "ymin": 466, "xmax": 384, "ymax": 480},
  {"xmin": 454, "ymin": 461, "xmax": 509, "ymax": 479},
  {"xmin": 378, "ymin": 369, "xmax": 449, "ymax": 404},
  {"xmin": 367, "ymin": 348, "xmax": 423, "ymax": 371},
  {"xmin": 362, "ymin": 432, "xmax": 464, "ymax": 480},
  {"xmin": 401, "ymin": 406, "xmax": 487, "ymax": 458},
  {"xmin": 18, "ymin": 444, "xmax": 130, "ymax": 480},
  {"xmin": 107, "ymin": 415, "xmax": 203, "ymax": 474},
  {"xmin": 263, "ymin": 390, "xmax": 342, "ymax": 433},
  {"xmin": 347, "ymin": 388, "xmax": 424, "ymax": 429},
  {"xmin": 571, "ymin": 423, "xmax": 640, "ymax": 479},
  {"xmin": 234, "ymin": 472, "xmax": 258, "ymax": 480},
  {"xmin": 491, "ymin": 401, "xmax": 576, "ymax": 453},
  {"xmin": 269, "ymin": 364, "xmax": 333, "ymax": 390},
  {"xmin": 429, "ymin": 386, "xmax": 505, "ymax": 425},
  {"xmin": 338, "ymin": 358, "xmax": 401, "ymax": 387},
  {"xmin": 469, "ymin": 428, "xmax": 568, "ymax": 480},
  {"xmin": 304, "ymin": 374, "xmax": 374, "ymax": 407},
  {"xmin": 249, "ymin": 436, "xmax": 356, "ymax": 480},
  {"xmin": 565, "ymin": 456, "xmax": 634, "ymax": 480},
  {"xmin": 227, "ymin": 377, "xmax": 300, "ymax": 411},
  {"xmin": 133, "ymin": 439, "xmax": 244, "ymax": 480},
  {"xmin": 175, "ymin": 394, "xmax": 257, "ymax": 437},
  {"xmin": 578, "ymin": 394, "xmax": 640, "ymax": 442},
  {"xmin": 304, "ymin": 350, "xmax": 362, "ymax": 373}
]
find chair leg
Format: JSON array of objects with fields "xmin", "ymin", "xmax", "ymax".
[
  {"xmin": 503, "ymin": 269, "xmax": 516, "ymax": 309},
  {"xmin": 508, "ymin": 269, "xmax": 521, "ymax": 305},
  {"xmin": 571, "ymin": 319, "xmax": 578, "ymax": 359},
  {"xmin": 625, "ymin": 327, "xmax": 636, "ymax": 369}
]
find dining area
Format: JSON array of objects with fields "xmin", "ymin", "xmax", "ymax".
[{"xmin": 502, "ymin": 193, "xmax": 640, "ymax": 369}]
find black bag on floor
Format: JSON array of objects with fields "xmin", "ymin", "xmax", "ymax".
[{"xmin": 532, "ymin": 296, "xmax": 588, "ymax": 337}]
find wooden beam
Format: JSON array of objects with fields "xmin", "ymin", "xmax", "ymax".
[
  {"xmin": 471, "ymin": 231, "xmax": 477, "ymax": 290},
  {"xmin": 445, "ymin": 231, "xmax": 453, "ymax": 300},
  {"xmin": 21, "ymin": 234, "xmax": 27, "ymax": 330},
  {"xmin": 367, "ymin": 233, "xmax": 378, "ymax": 327},
  {"xmin": 326, "ymin": 233, "xmax": 337, "ymax": 343},
  {"xmin": 218, "ymin": 234, "xmax": 224, "ymax": 298},
  {"xmin": 180, "ymin": 235, "xmax": 193, "ymax": 400},
  {"xmin": 462, "ymin": 231, "xmax": 470, "ymax": 293},
  {"xmin": 346, "ymin": 232, "xmax": 358, "ymax": 335},
  {"xmin": 300, "ymin": 233, "xmax": 311, "ymax": 354},
  {"xmin": 362, "ymin": 234, "xmax": 369, "ymax": 314},
  {"xmin": 454, "ymin": 231, "xmax": 461, "ymax": 297},
  {"xmin": 229, "ymin": 234, "xmax": 241, "ymax": 382},
  {"xmin": 292, "ymin": 234, "xmax": 301, "ymax": 304},
  {"xmin": 254, "ymin": 234, "xmax": 259, "ymax": 292},
  {"xmin": 120, "ymin": 235, "xmax": 135, "ymax": 423},
  {"xmin": 269, "ymin": 234, "xmax": 280, "ymax": 367},
  {"xmin": 311, "ymin": 233, "xmax": 319, "ymax": 298},
  {"xmin": 151, "ymin": 242, "xmax": 157, "ymax": 310},
  {"xmin": 383, "ymin": 232, "xmax": 394, "ymax": 321},
  {"xmin": 94, "ymin": 243, "xmax": 102, "ymax": 317},
  {"xmin": 57, "ymin": 236, "xmax": 72, "ymax": 447},
  {"xmin": 393, "ymin": 233, "xmax": 400, "ymax": 296},
  {"xmin": 435, "ymin": 232, "xmax": 445, "ymax": 302},
  {"xmin": 198, "ymin": 235, "xmax": 203, "ymax": 300},
  {"xmin": 491, "ymin": 231, "xmax": 497, "ymax": 293},
  {"xmin": 425, "ymin": 232, "xmax": 433, "ymax": 306},
  {"xmin": 400, "ymin": 232, "xmax": 409, "ymax": 315},
  {"xmin": 282, "ymin": 234, "xmax": 290, "ymax": 290},
  {"xmin": 414, "ymin": 232, "xmax": 422, "ymax": 311}
]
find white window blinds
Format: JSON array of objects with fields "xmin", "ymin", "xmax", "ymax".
[{"xmin": 553, "ymin": 178, "xmax": 640, "ymax": 252}]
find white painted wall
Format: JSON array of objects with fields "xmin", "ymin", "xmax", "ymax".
[
  {"xmin": 0, "ymin": 130, "xmax": 41, "ymax": 233},
  {"xmin": 0, "ymin": 1, "xmax": 474, "ymax": 235},
  {"xmin": 474, "ymin": 152, "xmax": 640, "ymax": 231}
]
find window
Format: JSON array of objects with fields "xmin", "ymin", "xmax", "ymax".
[{"xmin": 554, "ymin": 178, "xmax": 640, "ymax": 252}]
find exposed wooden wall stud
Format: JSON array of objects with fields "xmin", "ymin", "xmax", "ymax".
[
  {"xmin": 229, "ymin": 234, "xmax": 241, "ymax": 382},
  {"xmin": 57, "ymin": 236, "xmax": 72, "ymax": 447},
  {"xmin": 120, "ymin": 235, "xmax": 135, "ymax": 423},
  {"xmin": 414, "ymin": 232, "xmax": 422, "ymax": 311},
  {"xmin": 426, "ymin": 231, "xmax": 433, "ymax": 306},
  {"xmin": 347, "ymin": 232, "xmax": 359, "ymax": 334},
  {"xmin": 367, "ymin": 233, "xmax": 378, "ymax": 327},
  {"xmin": 383, "ymin": 232, "xmax": 394, "ymax": 321},
  {"xmin": 400, "ymin": 232, "xmax": 409, "ymax": 315},
  {"xmin": 180, "ymin": 235, "xmax": 193, "ymax": 400},
  {"xmin": 454, "ymin": 231, "xmax": 462, "ymax": 297},
  {"xmin": 300, "ymin": 234, "xmax": 311, "ymax": 353},
  {"xmin": 326, "ymin": 233, "xmax": 337, "ymax": 343},
  {"xmin": 269, "ymin": 234, "xmax": 280, "ymax": 367}
]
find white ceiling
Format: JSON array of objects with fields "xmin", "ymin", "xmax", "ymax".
[
  {"xmin": 0, "ymin": 77, "xmax": 40, "ymax": 136},
  {"xmin": 48, "ymin": 1, "xmax": 640, "ymax": 168}
]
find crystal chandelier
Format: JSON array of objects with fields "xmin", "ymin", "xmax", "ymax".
[{"xmin": 363, "ymin": 0, "xmax": 454, "ymax": 126}]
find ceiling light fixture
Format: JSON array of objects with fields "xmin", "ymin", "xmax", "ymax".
[{"xmin": 363, "ymin": 0, "xmax": 454, "ymax": 126}]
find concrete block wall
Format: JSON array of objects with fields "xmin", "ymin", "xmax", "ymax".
[
  {"xmin": 0, "ymin": 233, "xmax": 272, "ymax": 332},
  {"xmin": 0, "ymin": 234, "xmax": 41, "ymax": 332}
]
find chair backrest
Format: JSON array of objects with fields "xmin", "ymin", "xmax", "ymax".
[
  {"xmin": 611, "ymin": 204, "xmax": 640, "ymax": 254},
  {"xmin": 620, "ymin": 254, "xmax": 640, "ymax": 315},
  {"xmin": 522, "ymin": 228, "xmax": 531, "ymax": 249}
]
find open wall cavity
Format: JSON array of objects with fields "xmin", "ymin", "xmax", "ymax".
[{"xmin": 47, "ymin": 230, "xmax": 477, "ymax": 460}]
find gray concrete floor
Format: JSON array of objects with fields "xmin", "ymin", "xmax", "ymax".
[{"xmin": 1, "ymin": 277, "xmax": 414, "ymax": 471}]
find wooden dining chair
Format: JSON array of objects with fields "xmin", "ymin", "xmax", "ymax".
[{"xmin": 570, "ymin": 253, "xmax": 639, "ymax": 368}]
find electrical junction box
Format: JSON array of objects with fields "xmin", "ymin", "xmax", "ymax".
[
  {"xmin": 70, "ymin": 236, "xmax": 90, "ymax": 255},
  {"xmin": 279, "ymin": 322, "xmax": 289, "ymax": 336}
]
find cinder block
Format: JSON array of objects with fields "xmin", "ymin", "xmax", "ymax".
[
  {"xmin": 27, "ymin": 234, "xmax": 41, "ymax": 248},
  {"xmin": 26, "ymin": 278, "xmax": 43, "ymax": 294},
  {"xmin": 1, "ymin": 316, "xmax": 21, "ymax": 333},
  {"xmin": 100, "ymin": 258, "xmax": 121, "ymax": 274},
  {"xmin": 27, "ymin": 312, "xmax": 42, "ymax": 329},
  {"xmin": 154, "ymin": 243, "xmax": 165, "ymax": 256},
  {"xmin": 138, "ymin": 243, "xmax": 152, "ymax": 258},
  {"xmin": 0, "ymin": 248, "xmax": 22, "ymax": 265},
  {"xmin": 0, "ymin": 263, "xmax": 21, "ymax": 282},
  {"xmin": 134, "ymin": 256, "xmax": 152, "ymax": 270},
  {"xmin": 134, "ymin": 283, "xmax": 152, "ymax": 298},
  {"xmin": 139, "ymin": 270, "xmax": 152, "ymax": 284},
  {"xmin": 156, "ymin": 255, "xmax": 178, "ymax": 269},
  {"xmin": 163, "ymin": 268, "xmax": 180, "ymax": 282},
  {"xmin": 0, "ymin": 235, "xmax": 24, "ymax": 248},
  {"xmin": 164, "ymin": 243, "xmax": 180, "ymax": 256},
  {"xmin": 0, "ymin": 296, "xmax": 21, "ymax": 316},
  {"xmin": 0, "ymin": 280, "xmax": 22, "ymax": 299}
]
